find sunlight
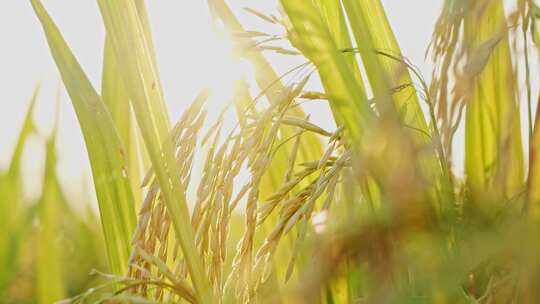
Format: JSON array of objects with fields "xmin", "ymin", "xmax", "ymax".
[{"xmin": 203, "ymin": 22, "xmax": 245, "ymax": 108}]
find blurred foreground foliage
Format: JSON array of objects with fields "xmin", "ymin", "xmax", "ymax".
[{"xmin": 0, "ymin": 89, "xmax": 108, "ymax": 303}]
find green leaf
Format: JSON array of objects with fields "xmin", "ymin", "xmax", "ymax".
[
  {"xmin": 280, "ymin": 0, "xmax": 374, "ymax": 143},
  {"xmin": 8, "ymin": 86, "xmax": 39, "ymax": 179},
  {"xmin": 31, "ymin": 0, "xmax": 136, "ymax": 276},
  {"xmin": 341, "ymin": 0, "xmax": 429, "ymax": 132},
  {"xmin": 316, "ymin": 0, "xmax": 365, "ymax": 90},
  {"xmin": 463, "ymin": 0, "xmax": 524, "ymax": 201},
  {"xmin": 528, "ymin": 101, "xmax": 540, "ymax": 218},
  {"xmin": 0, "ymin": 86, "xmax": 38, "ymax": 292},
  {"xmin": 102, "ymin": 38, "xmax": 142, "ymax": 208},
  {"xmin": 37, "ymin": 124, "xmax": 65, "ymax": 304}
]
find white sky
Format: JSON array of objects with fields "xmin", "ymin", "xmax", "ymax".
[{"xmin": 0, "ymin": 1, "xmax": 445, "ymax": 203}]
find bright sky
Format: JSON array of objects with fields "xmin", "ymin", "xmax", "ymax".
[{"xmin": 0, "ymin": 1, "xmax": 444, "ymax": 203}]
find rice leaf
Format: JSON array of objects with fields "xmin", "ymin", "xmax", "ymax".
[
  {"xmin": 528, "ymin": 99, "xmax": 540, "ymax": 218},
  {"xmin": 102, "ymin": 39, "xmax": 142, "ymax": 208},
  {"xmin": 8, "ymin": 86, "xmax": 39, "ymax": 179},
  {"xmin": 463, "ymin": 1, "xmax": 524, "ymax": 202},
  {"xmin": 316, "ymin": 0, "xmax": 365, "ymax": 89},
  {"xmin": 37, "ymin": 123, "xmax": 65, "ymax": 304},
  {"xmin": 341, "ymin": 0, "xmax": 429, "ymax": 131},
  {"xmin": 280, "ymin": 0, "xmax": 373, "ymax": 143},
  {"xmin": 31, "ymin": 0, "xmax": 136, "ymax": 276},
  {"xmin": 0, "ymin": 87, "xmax": 38, "ymax": 292}
]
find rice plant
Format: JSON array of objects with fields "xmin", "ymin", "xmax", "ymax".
[
  {"xmin": 2, "ymin": 0, "xmax": 540, "ymax": 302},
  {"xmin": 0, "ymin": 89, "xmax": 107, "ymax": 303}
]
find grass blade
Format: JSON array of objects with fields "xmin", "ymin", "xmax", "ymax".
[
  {"xmin": 102, "ymin": 39, "xmax": 142, "ymax": 208},
  {"xmin": 31, "ymin": 0, "xmax": 136, "ymax": 276},
  {"xmin": 37, "ymin": 123, "xmax": 65, "ymax": 304},
  {"xmin": 341, "ymin": 0, "xmax": 429, "ymax": 131},
  {"xmin": 463, "ymin": 1, "xmax": 524, "ymax": 202},
  {"xmin": 316, "ymin": 0, "xmax": 365, "ymax": 90},
  {"xmin": 280, "ymin": 0, "xmax": 373, "ymax": 142},
  {"xmin": 0, "ymin": 87, "xmax": 38, "ymax": 293},
  {"xmin": 528, "ymin": 99, "xmax": 540, "ymax": 218}
]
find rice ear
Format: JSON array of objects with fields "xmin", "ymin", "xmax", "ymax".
[{"xmin": 96, "ymin": 0, "xmax": 214, "ymax": 301}]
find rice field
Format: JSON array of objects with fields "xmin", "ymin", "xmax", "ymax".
[{"xmin": 2, "ymin": 0, "xmax": 540, "ymax": 303}]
